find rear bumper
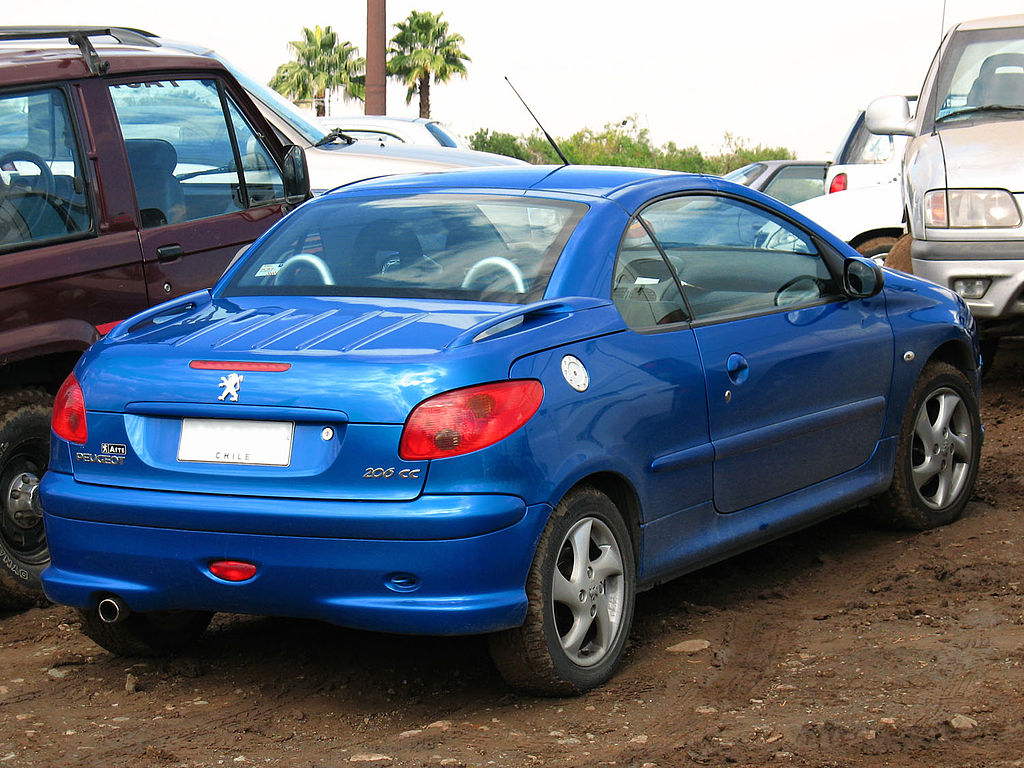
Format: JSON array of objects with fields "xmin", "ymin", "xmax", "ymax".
[{"xmin": 40, "ymin": 472, "xmax": 551, "ymax": 635}]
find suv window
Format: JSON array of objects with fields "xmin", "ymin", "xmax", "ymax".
[
  {"xmin": 0, "ymin": 88, "xmax": 92, "ymax": 250},
  {"xmin": 109, "ymin": 79, "xmax": 285, "ymax": 227},
  {"xmin": 639, "ymin": 195, "xmax": 838, "ymax": 323},
  {"xmin": 837, "ymin": 113, "xmax": 898, "ymax": 165}
]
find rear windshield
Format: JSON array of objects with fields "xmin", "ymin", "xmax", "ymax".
[{"xmin": 223, "ymin": 193, "xmax": 587, "ymax": 303}]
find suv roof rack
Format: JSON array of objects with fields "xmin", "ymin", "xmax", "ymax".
[{"xmin": 0, "ymin": 27, "xmax": 159, "ymax": 76}]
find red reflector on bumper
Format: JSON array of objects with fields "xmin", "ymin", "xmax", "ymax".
[
  {"xmin": 190, "ymin": 361, "xmax": 291, "ymax": 372},
  {"xmin": 209, "ymin": 561, "xmax": 258, "ymax": 582}
]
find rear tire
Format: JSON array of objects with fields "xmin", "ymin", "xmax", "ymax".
[
  {"xmin": 79, "ymin": 608, "xmax": 213, "ymax": 657},
  {"xmin": 0, "ymin": 389, "xmax": 52, "ymax": 608},
  {"xmin": 489, "ymin": 486, "xmax": 635, "ymax": 695},
  {"xmin": 870, "ymin": 362, "xmax": 980, "ymax": 529}
]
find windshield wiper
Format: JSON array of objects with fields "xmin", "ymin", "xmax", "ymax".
[
  {"xmin": 935, "ymin": 104, "xmax": 1024, "ymax": 123},
  {"xmin": 313, "ymin": 127, "xmax": 356, "ymax": 147}
]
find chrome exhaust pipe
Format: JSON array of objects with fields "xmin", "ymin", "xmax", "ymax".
[{"xmin": 97, "ymin": 596, "xmax": 128, "ymax": 624}]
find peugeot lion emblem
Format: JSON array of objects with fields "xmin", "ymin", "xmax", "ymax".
[{"xmin": 218, "ymin": 373, "xmax": 244, "ymax": 402}]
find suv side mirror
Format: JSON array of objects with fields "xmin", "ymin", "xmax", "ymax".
[
  {"xmin": 282, "ymin": 144, "xmax": 311, "ymax": 205},
  {"xmin": 865, "ymin": 95, "xmax": 914, "ymax": 137},
  {"xmin": 844, "ymin": 257, "xmax": 885, "ymax": 298}
]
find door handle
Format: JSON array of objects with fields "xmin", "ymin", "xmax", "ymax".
[
  {"xmin": 726, "ymin": 353, "xmax": 749, "ymax": 385},
  {"xmin": 156, "ymin": 244, "xmax": 185, "ymax": 263}
]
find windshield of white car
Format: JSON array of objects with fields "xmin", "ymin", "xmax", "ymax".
[
  {"xmin": 219, "ymin": 57, "xmax": 330, "ymax": 145},
  {"xmin": 931, "ymin": 26, "xmax": 1024, "ymax": 125},
  {"xmin": 223, "ymin": 194, "xmax": 587, "ymax": 304}
]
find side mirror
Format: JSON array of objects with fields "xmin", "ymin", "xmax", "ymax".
[
  {"xmin": 844, "ymin": 257, "xmax": 885, "ymax": 298},
  {"xmin": 282, "ymin": 144, "xmax": 311, "ymax": 205},
  {"xmin": 865, "ymin": 95, "xmax": 914, "ymax": 137}
]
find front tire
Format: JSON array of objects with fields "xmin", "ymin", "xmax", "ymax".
[
  {"xmin": 871, "ymin": 362, "xmax": 980, "ymax": 529},
  {"xmin": 489, "ymin": 486, "xmax": 635, "ymax": 695}
]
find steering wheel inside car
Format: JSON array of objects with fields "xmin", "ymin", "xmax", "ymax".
[
  {"xmin": 274, "ymin": 253, "xmax": 335, "ymax": 286},
  {"xmin": 461, "ymin": 256, "xmax": 526, "ymax": 293},
  {"xmin": 0, "ymin": 150, "xmax": 58, "ymax": 232}
]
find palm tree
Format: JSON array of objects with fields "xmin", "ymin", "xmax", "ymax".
[
  {"xmin": 387, "ymin": 11, "xmax": 469, "ymax": 119},
  {"xmin": 270, "ymin": 26, "xmax": 364, "ymax": 116}
]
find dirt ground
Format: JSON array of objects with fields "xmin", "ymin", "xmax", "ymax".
[{"xmin": 3, "ymin": 348, "xmax": 1024, "ymax": 768}]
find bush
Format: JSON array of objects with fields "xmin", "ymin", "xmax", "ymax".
[{"xmin": 469, "ymin": 120, "xmax": 793, "ymax": 173}]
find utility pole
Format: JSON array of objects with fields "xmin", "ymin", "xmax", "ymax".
[{"xmin": 366, "ymin": 0, "xmax": 386, "ymax": 115}]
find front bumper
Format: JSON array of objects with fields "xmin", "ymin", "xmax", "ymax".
[
  {"xmin": 40, "ymin": 471, "xmax": 551, "ymax": 636},
  {"xmin": 912, "ymin": 238, "xmax": 1024, "ymax": 321}
]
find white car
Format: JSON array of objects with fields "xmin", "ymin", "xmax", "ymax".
[
  {"xmin": 826, "ymin": 103, "xmax": 914, "ymax": 195},
  {"xmin": 792, "ymin": 181, "xmax": 905, "ymax": 260},
  {"xmin": 320, "ymin": 115, "xmax": 470, "ymax": 150},
  {"xmin": 157, "ymin": 38, "xmax": 523, "ymax": 195}
]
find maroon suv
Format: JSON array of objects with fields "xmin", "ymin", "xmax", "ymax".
[{"xmin": 0, "ymin": 27, "xmax": 309, "ymax": 606}]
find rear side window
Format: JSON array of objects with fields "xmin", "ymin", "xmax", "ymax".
[
  {"xmin": 224, "ymin": 194, "xmax": 586, "ymax": 304},
  {"xmin": 109, "ymin": 79, "xmax": 285, "ymax": 228},
  {"xmin": 612, "ymin": 221, "xmax": 690, "ymax": 329},
  {"xmin": 0, "ymin": 88, "xmax": 92, "ymax": 250}
]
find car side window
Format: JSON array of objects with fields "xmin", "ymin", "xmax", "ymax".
[
  {"xmin": 612, "ymin": 220, "xmax": 690, "ymax": 329},
  {"xmin": 639, "ymin": 195, "xmax": 839, "ymax": 324},
  {"xmin": 0, "ymin": 88, "xmax": 92, "ymax": 250},
  {"xmin": 761, "ymin": 165, "xmax": 826, "ymax": 205},
  {"xmin": 109, "ymin": 79, "xmax": 285, "ymax": 228}
]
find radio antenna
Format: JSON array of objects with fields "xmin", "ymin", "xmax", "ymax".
[{"xmin": 505, "ymin": 76, "xmax": 570, "ymax": 166}]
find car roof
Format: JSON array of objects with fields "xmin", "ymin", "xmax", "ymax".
[
  {"xmin": 328, "ymin": 164, "xmax": 719, "ymax": 206},
  {"xmin": 956, "ymin": 14, "xmax": 1024, "ymax": 32},
  {"xmin": 0, "ymin": 28, "xmax": 227, "ymax": 85}
]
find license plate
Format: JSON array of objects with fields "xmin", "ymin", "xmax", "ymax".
[{"xmin": 177, "ymin": 418, "xmax": 294, "ymax": 466}]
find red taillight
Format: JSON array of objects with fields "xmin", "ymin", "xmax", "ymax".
[
  {"xmin": 399, "ymin": 380, "xmax": 544, "ymax": 461},
  {"xmin": 53, "ymin": 374, "xmax": 87, "ymax": 444},
  {"xmin": 828, "ymin": 173, "xmax": 848, "ymax": 194},
  {"xmin": 208, "ymin": 560, "xmax": 258, "ymax": 582}
]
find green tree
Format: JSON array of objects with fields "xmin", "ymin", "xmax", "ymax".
[
  {"xmin": 468, "ymin": 120, "xmax": 794, "ymax": 173},
  {"xmin": 270, "ymin": 25, "xmax": 364, "ymax": 116},
  {"xmin": 387, "ymin": 11, "xmax": 469, "ymax": 118}
]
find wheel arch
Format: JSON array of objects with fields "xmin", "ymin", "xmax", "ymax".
[
  {"xmin": 926, "ymin": 337, "xmax": 977, "ymax": 376},
  {"xmin": 563, "ymin": 471, "xmax": 643, "ymax": 567},
  {"xmin": 848, "ymin": 227, "xmax": 905, "ymax": 251}
]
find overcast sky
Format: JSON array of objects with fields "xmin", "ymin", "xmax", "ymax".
[{"xmin": 9, "ymin": 1, "xmax": 1024, "ymax": 158}]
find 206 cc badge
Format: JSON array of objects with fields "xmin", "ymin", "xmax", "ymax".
[
  {"xmin": 560, "ymin": 355, "xmax": 589, "ymax": 392},
  {"xmin": 218, "ymin": 373, "xmax": 244, "ymax": 402}
]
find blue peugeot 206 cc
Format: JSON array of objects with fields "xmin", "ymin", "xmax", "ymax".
[{"xmin": 40, "ymin": 165, "xmax": 981, "ymax": 695}]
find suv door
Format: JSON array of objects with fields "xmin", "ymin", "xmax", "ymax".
[
  {"xmin": 107, "ymin": 77, "xmax": 289, "ymax": 302},
  {"xmin": 0, "ymin": 83, "xmax": 147, "ymax": 345}
]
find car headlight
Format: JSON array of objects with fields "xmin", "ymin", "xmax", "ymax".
[{"xmin": 924, "ymin": 189, "xmax": 1022, "ymax": 228}]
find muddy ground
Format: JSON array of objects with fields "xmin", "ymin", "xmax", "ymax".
[{"xmin": 3, "ymin": 348, "xmax": 1024, "ymax": 768}]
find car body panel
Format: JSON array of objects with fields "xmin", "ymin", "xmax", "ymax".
[{"xmin": 792, "ymin": 182, "xmax": 904, "ymax": 244}]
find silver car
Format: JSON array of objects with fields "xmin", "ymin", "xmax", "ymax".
[{"xmin": 867, "ymin": 14, "xmax": 1024, "ymax": 363}]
